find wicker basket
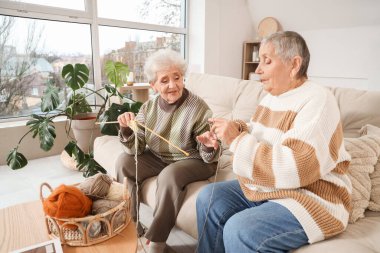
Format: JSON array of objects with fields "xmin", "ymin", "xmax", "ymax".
[{"xmin": 39, "ymin": 179, "xmax": 131, "ymax": 246}]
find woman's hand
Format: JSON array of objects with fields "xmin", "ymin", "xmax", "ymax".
[
  {"xmin": 117, "ymin": 112, "xmax": 135, "ymax": 128},
  {"xmin": 209, "ymin": 118, "xmax": 240, "ymax": 145},
  {"xmin": 196, "ymin": 131, "xmax": 219, "ymax": 149}
]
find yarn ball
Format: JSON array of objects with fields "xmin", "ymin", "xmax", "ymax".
[
  {"xmin": 43, "ymin": 184, "xmax": 92, "ymax": 229},
  {"xmin": 106, "ymin": 182, "xmax": 125, "ymax": 201},
  {"xmin": 92, "ymin": 199, "xmax": 126, "ymax": 231},
  {"xmin": 79, "ymin": 173, "xmax": 113, "ymax": 200}
]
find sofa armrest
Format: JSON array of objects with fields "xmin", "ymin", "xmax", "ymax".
[{"xmin": 94, "ymin": 135, "xmax": 125, "ymax": 179}]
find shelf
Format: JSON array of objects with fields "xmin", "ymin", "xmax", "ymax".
[{"xmin": 242, "ymin": 42, "xmax": 261, "ymax": 80}]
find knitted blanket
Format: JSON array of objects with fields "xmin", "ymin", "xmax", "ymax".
[{"xmin": 345, "ymin": 135, "xmax": 380, "ymax": 223}]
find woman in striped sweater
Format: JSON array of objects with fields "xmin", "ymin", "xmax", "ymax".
[
  {"xmin": 196, "ymin": 31, "xmax": 352, "ymax": 253},
  {"xmin": 116, "ymin": 49, "xmax": 220, "ymax": 253}
]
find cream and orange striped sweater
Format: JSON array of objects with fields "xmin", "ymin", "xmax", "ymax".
[{"xmin": 229, "ymin": 81, "xmax": 352, "ymax": 243}]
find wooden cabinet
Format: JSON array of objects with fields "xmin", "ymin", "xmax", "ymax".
[{"xmin": 242, "ymin": 41, "xmax": 260, "ymax": 80}]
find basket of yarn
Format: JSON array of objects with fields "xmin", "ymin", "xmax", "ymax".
[{"xmin": 40, "ymin": 173, "xmax": 130, "ymax": 246}]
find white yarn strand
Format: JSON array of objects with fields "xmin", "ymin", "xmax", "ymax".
[
  {"xmin": 134, "ymin": 129, "xmax": 148, "ymax": 252},
  {"xmin": 195, "ymin": 146, "xmax": 222, "ymax": 253}
]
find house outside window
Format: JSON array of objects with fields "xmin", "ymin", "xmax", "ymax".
[{"xmin": 0, "ymin": 0, "xmax": 187, "ymax": 120}]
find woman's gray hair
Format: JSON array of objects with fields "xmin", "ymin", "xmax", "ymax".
[
  {"xmin": 144, "ymin": 48, "xmax": 187, "ymax": 83},
  {"xmin": 262, "ymin": 31, "xmax": 310, "ymax": 78}
]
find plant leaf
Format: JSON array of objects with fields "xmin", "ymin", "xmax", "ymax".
[
  {"xmin": 104, "ymin": 84, "xmax": 118, "ymax": 96},
  {"xmin": 99, "ymin": 103, "xmax": 127, "ymax": 136},
  {"xmin": 66, "ymin": 93, "xmax": 92, "ymax": 118},
  {"xmin": 64, "ymin": 145, "xmax": 106, "ymax": 177},
  {"xmin": 26, "ymin": 115, "xmax": 56, "ymax": 151},
  {"xmin": 62, "ymin": 63, "xmax": 89, "ymax": 91},
  {"xmin": 26, "ymin": 114, "xmax": 45, "ymax": 138},
  {"xmin": 105, "ymin": 60, "xmax": 129, "ymax": 87},
  {"xmin": 64, "ymin": 141, "xmax": 85, "ymax": 164},
  {"xmin": 77, "ymin": 153, "xmax": 107, "ymax": 177},
  {"xmin": 6, "ymin": 148, "xmax": 28, "ymax": 170},
  {"xmin": 41, "ymin": 84, "xmax": 60, "ymax": 112},
  {"xmin": 130, "ymin": 101, "xmax": 143, "ymax": 114},
  {"xmin": 38, "ymin": 119, "xmax": 56, "ymax": 151},
  {"xmin": 64, "ymin": 141, "xmax": 76, "ymax": 156},
  {"xmin": 99, "ymin": 100, "xmax": 142, "ymax": 136}
]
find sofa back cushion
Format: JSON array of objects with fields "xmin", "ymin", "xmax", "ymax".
[
  {"xmin": 327, "ymin": 87, "xmax": 380, "ymax": 137},
  {"xmin": 186, "ymin": 73, "xmax": 266, "ymax": 121},
  {"xmin": 186, "ymin": 73, "xmax": 380, "ymax": 137}
]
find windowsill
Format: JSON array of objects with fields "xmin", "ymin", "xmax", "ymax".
[{"xmin": 0, "ymin": 116, "xmax": 68, "ymax": 129}]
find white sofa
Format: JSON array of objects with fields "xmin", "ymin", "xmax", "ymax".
[{"xmin": 94, "ymin": 73, "xmax": 380, "ymax": 252}]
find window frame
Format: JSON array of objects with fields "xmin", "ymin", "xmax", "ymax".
[{"xmin": 0, "ymin": 0, "xmax": 188, "ymax": 122}]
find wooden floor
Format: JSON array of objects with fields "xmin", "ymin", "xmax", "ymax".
[{"xmin": 0, "ymin": 155, "xmax": 197, "ymax": 253}]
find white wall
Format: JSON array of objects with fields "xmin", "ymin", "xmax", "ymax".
[
  {"xmin": 188, "ymin": 0, "xmax": 254, "ymax": 78},
  {"xmin": 246, "ymin": 0, "xmax": 380, "ymax": 91},
  {"xmin": 189, "ymin": 0, "xmax": 380, "ymax": 90},
  {"xmin": 302, "ymin": 26, "xmax": 380, "ymax": 91}
]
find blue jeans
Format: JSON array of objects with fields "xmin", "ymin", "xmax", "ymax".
[{"xmin": 196, "ymin": 180, "xmax": 309, "ymax": 253}]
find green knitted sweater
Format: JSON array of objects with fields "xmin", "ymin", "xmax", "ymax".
[{"xmin": 119, "ymin": 89, "xmax": 219, "ymax": 163}]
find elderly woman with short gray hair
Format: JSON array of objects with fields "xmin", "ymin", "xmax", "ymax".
[
  {"xmin": 116, "ymin": 49, "xmax": 220, "ymax": 253},
  {"xmin": 196, "ymin": 31, "xmax": 352, "ymax": 252}
]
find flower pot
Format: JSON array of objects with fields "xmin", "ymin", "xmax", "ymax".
[{"xmin": 70, "ymin": 113, "xmax": 101, "ymax": 153}]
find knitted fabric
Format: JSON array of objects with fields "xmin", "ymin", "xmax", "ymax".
[
  {"xmin": 43, "ymin": 184, "xmax": 92, "ymax": 229},
  {"xmin": 345, "ymin": 135, "xmax": 380, "ymax": 222},
  {"xmin": 229, "ymin": 81, "xmax": 352, "ymax": 244},
  {"xmin": 78, "ymin": 173, "xmax": 113, "ymax": 200},
  {"xmin": 359, "ymin": 124, "xmax": 380, "ymax": 212}
]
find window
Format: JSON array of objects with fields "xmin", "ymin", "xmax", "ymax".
[
  {"xmin": 97, "ymin": 0, "xmax": 185, "ymax": 28},
  {"xmin": 99, "ymin": 26, "xmax": 184, "ymax": 84},
  {"xmin": 9, "ymin": 0, "xmax": 85, "ymax": 10},
  {"xmin": 0, "ymin": 0, "xmax": 187, "ymax": 120},
  {"xmin": 0, "ymin": 15, "xmax": 92, "ymax": 119}
]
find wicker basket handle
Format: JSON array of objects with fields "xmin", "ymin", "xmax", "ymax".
[{"xmin": 40, "ymin": 182, "xmax": 53, "ymax": 202}]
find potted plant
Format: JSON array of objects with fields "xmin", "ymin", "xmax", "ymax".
[{"xmin": 6, "ymin": 61, "xmax": 142, "ymax": 177}]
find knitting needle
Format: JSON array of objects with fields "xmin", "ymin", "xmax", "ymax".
[
  {"xmin": 96, "ymin": 121, "xmax": 120, "ymax": 125},
  {"xmin": 95, "ymin": 120, "xmax": 190, "ymax": 156}
]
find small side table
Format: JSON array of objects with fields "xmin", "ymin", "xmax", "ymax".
[{"xmin": 118, "ymin": 83, "xmax": 151, "ymax": 103}]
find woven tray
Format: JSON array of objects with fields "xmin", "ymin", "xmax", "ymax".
[{"xmin": 39, "ymin": 179, "xmax": 131, "ymax": 246}]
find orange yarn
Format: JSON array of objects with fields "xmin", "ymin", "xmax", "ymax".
[{"xmin": 43, "ymin": 184, "xmax": 92, "ymax": 229}]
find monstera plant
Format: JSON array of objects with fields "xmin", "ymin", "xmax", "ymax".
[{"xmin": 6, "ymin": 60, "xmax": 142, "ymax": 177}]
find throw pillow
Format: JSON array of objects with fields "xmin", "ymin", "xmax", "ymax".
[
  {"xmin": 344, "ymin": 135, "xmax": 380, "ymax": 223},
  {"xmin": 360, "ymin": 124, "xmax": 380, "ymax": 211}
]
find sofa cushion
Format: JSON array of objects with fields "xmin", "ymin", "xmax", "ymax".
[
  {"xmin": 344, "ymin": 135, "xmax": 380, "ymax": 223},
  {"xmin": 293, "ymin": 211, "xmax": 380, "ymax": 253},
  {"xmin": 186, "ymin": 73, "xmax": 239, "ymax": 120},
  {"xmin": 186, "ymin": 73, "xmax": 265, "ymax": 122},
  {"xmin": 328, "ymin": 87, "xmax": 380, "ymax": 138},
  {"xmin": 176, "ymin": 180, "xmax": 210, "ymax": 239},
  {"xmin": 232, "ymin": 79, "xmax": 266, "ymax": 121}
]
